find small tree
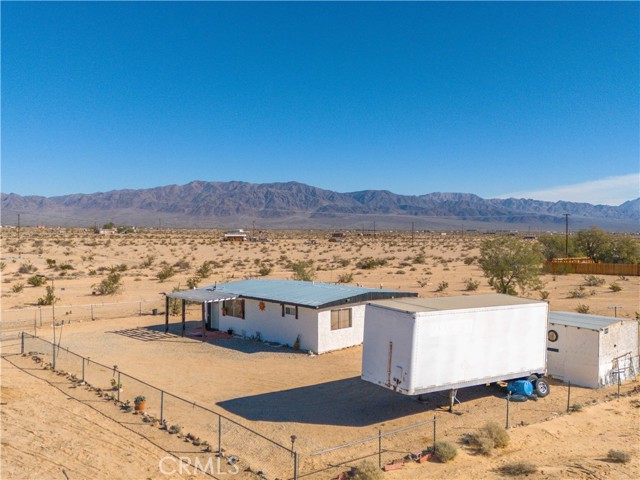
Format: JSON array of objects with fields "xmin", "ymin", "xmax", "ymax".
[
  {"xmin": 37, "ymin": 286, "xmax": 59, "ymax": 306},
  {"xmin": 479, "ymin": 237, "xmax": 543, "ymax": 295},
  {"xmin": 27, "ymin": 275, "xmax": 47, "ymax": 287},
  {"xmin": 94, "ymin": 272, "xmax": 123, "ymax": 295},
  {"xmin": 291, "ymin": 261, "xmax": 316, "ymax": 281}
]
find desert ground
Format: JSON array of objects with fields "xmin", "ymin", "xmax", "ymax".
[{"xmin": 1, "ymin": 227, "xmax": 639, "ymax": 479}]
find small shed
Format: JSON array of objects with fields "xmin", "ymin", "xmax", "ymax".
[{"xmin": 547, "ymin": 312, "xmax": 639, "ymax": 389}]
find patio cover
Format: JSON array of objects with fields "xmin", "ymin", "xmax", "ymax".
[{"xmin": 164, "ymin": 289, "xmax": 237, "ymax": 303}]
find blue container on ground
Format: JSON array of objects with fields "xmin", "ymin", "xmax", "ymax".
[{"xmin": 507, "ymin": 379, "xmax": 534, "ymax": 396}]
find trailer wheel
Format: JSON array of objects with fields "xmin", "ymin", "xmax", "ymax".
[
  {"xmin": 535, "ymin": 378, "xmax": 550, "ymax": 398},
  {"xmin": 527, "ymin": 374, "xmax": 538, "ymax": 384}
]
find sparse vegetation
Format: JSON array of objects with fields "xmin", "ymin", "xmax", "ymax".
[
  {"xmin": 12, "ymin": 283, "xmax": 25, "ymax": 293},
  {"xmin": 291, "ymin": 261, "xmax": 316, "ymax": 281},
  {"xmin": 355, "ymin": 257, "xmax": 387, "ymax": 270},
  {"xmin": 433, "ymin": 441, "xmax": 457, "ymax": 463},
  {"xmin": 479, "ymin": 237, "xmax": 543, "ymax": 295},
  {"xmin": 575, "ymin": 304, "xmax": 590, "ymax": 314},
  {"xmin": 157, "ymin": 266, "xmax": 175, "ymax": 282},
  {"xmin": 465, "ymin": 421, "xmax": 509, "ymax": 456},
  {"xmin": 351, "ymin": 460, "xmax": 383, "ymax": 480},
  {"xmin": 583, "ymin": 275, "xmax": 605, "ymax": 287},
  {"xmin": 609, "ymin": 282, "xmax": 622, "ymax": 292},
  {"xmin": 94, "ymin": 272, "xmax": 123, "ymax": 295},
  {"xmin": 27, "ymin": 275, "xmax": 47, "ymax": 287},
  {"xmin": 436, "ymin": 281, "xmax": 449, "ymax": 292},
  {"xmin": 337, "ymin": 273, "xmax": 354, "ymax": 284},
  {"xmin": 607, "ymin": 449, "xmax": 631, "ymax": 463},
  {"xmin": 37, "ymin": 286, "xmax": 59, "ymax": 306},
  {"xmin": 464, "ymin": 278, "xmax": 480, "ymax": 291},
  {"xmin": 498, "ymin": 462, "xmax": 538, "ymax": 476}
]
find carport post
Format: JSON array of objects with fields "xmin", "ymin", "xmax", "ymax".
[
  {"xmin": 566, "ymin": 381, "xmax": 571, "ymax": 413},
  {"xmin": 21, "ymin": 332, "xmax": 24, "ymax": 354},
  {"xmin": 293, "ymin": 451, "xmax": 298, "ymax": 480},
  {"xmin": 82, "ymin": 357, "xmax": 85, "ymax": 383},
  {"xmin": 164, "ymin": 296, "xmax": 169, "ymax": 333},
  {"xmin": 160, "ymin": 391, "xmax": 164, "ymax": 424},
  {"xmin": 433, "ymin": 415, "xmax": 437, "ymax": 453},
  {"xmin": 378, "ymin": 429, "xmax": 382, "ymax": 468},
  {"xmin": 505, "ymin": 393, "xmax": 511, "ymax": 429},
  {"xmin": 218, "ymin": 415, "xmax": 222, "ymax": 456},
  {"xmin": 181, "ymin": 299, "xmax": 186, "ymax": 337},
  {"xmin": 201, "ymin": 303, "xmax": 206, "ymax": 341}
]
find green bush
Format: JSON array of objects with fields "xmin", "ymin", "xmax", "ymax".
[
  {"xmin": 355, "ymin": 257, "xmax": 387, "ymax": 269},
  {"xmin": 464, "ymin": 278, "xmax": 480, "ymax": 291},
  {"xmin": 433, "ymin": 441, "xmax": 457, "ymax": 463},
  {"xmin": 94, "ymin": 272, "xmax": 123, "ymax": 295},
  {"xmin": 576, "ymin": 304, "xmax": 590, "ymax": 314},
  {"xmin": 37, "ymin": 286, "xmax": 58, "ymax": 306},
  {"xmin": 583, "ymin": 275, "xmax": 605, "ymax": 287},
  {"xmin": 609, "ymin": 282, "xmax": 622, "ymax": 292},
  {"xmin": 27, "ymin": 275, "xmax": 47, "ymax": 287},
  {"xmin": 337, "ymin": 273, "xmax": 354, "ymax": 283},
  {"xmin": 12, "ymin": 283, "xmax": 25, "ymax": 293},
  {"xmin": 291, "ymin": 261, "xmax": 316, "ymax": 281},
  {"xmin": 436, "ymin": 281, "xmax": 449, "ymax": 292},
  {"xmin": 157, "ymin": 266, "xmax": 175, "ymax": 282}
]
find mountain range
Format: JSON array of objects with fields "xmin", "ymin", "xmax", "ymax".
[{"xmin": 2, "ymin": 181, "xmax": 638, "ymax": 231}]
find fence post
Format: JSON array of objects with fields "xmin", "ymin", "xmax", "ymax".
[
  {"xmin": 505, "ymin": 393, "xmax": 510, "ymax": 429},
  {"xmin": 378, "ymin": 428, "xmax": 382, "ymax": 468},
  {"xmin": 82, "ymin": 357, "xmax": 85, "ymax": 383},
  {"xmin": 433, "ymin": 415, "xmax": 437, "ymax": 453},
  {"xmin": 293, "ymin": 451, "xmax": 298, "ymax": 480},
  {"xmin": 218, "ymin": 415, "xmax": 222, "ymax": 456},
  {"xmin": 160, "ymin": 391, "xmax": 164, "ymax": 424},
  {"xmin": 117, "ymin": 372, "xmax": 121, "ymax": 402},
  {"xmin": 21, "ymin": 332, "xmax": 24, "ymax": 354},
  {"xmin": 91, "ymin": 304, "xmax": 94, "ymax": 321},
  {"xmin": 52, "ymin": 340, "xmax": 56, "ymax": 370},
  {"xmin": 566, "ymin": 381, "xmax": 571, "ymax": 413},
  {"xmin": 139, "ymin": 301, "xmax": 142, "ymax": 316},
  {"xmin": 39, "ymin": 307, "xmax": 42, "ymax": 327}
]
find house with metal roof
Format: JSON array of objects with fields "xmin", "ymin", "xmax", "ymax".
[
  {"xmin": 546, "ymin": 311, "xmax": 639, "ymax": 388},
  {"xmin": 165, "ymin": 279, "xmax": 417, "ymax": 354}
]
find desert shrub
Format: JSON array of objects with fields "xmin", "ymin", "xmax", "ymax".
[
  {"xmin": 173, "ymin": 258, "xmax": 191, "ymax": 271},
  {"xmin": 337, "ymin": 273, "xmax": 354, "ymax": 283},
  {"xmin": 140, "ymin": 255, "xmax": 155, "ymax": 268},
  {"xmin": 258, "ymin": 265, "xmax": 272, "ymax": 276},
  {"xmin": 46, "ymin": 258, "xmax": 57, "ymax": 268},
  {"xmin": 463, "ymin": 257, "xmax": 475, "ymax": 265},
  {"xmin": 609, "ymin": 282, "xmax": 622, "ymax": 292},
  {"xmin": 12, "ymin": 283, "xmax": 25, "ymax": 293},
  {"xmin": 157, "ymin": 266, "xmax": 175, "ymax": 282},
  {"xmin": 196, "ymin": 261, "xmax": 213, "ymax": 278},
  {"xmin": 335, "ymin": 257, "xmax": 351, "ymax": 268},
  {"xmin": 355, "ymin": 257, "xmax": 387, "ymax": 269},
  {"xmin": 583, "ymin": 275, "xmax": 605, "ymax": 287},
  {"xmin": 436, "ymin": 281, "xmax": 449, "ymax": 292},
  {"xmin": 575, "ymin": 304, "xmax": 590, "ymax": 314},
  {"xmin": 18, "ymin": 262, "xmax": 37, "ymax": 274},
  {"xmin": 607, "ymin": 449, "xmax": 631, "ymax": 463},
  {"xmin": 413, "ymin": 254, "xmax": 426, "ymax": 264},
  {"xmin": 464, "ymin": 278, "xmax": 480, "ymax": 291},
  {"xmin": 482, "ymin": 422, "xmax": 509, "ymax": 448},
  {"xmin": 498, "ymin": 462, "xmax": 538, "ymax": 476},
  {"xmin": 351, "ymin": 461, "xmax": 383, "ymax": 480},
  {"xmin": 59, "ymin": 263, "xmax": 74, "ymax": 271},
  {"xmin": 94, "ymin": 272, "xmax": 123, "ymax": 295},
  {"xmin": 291, "ymin": 261, "xmax": 316, "ymax": 281},
  {"xmin": 27, "ymin": 275, "xmax": 47, "ymax": 287},
  {"xmin": 571, "ymin": 403, "xmax": 583, "ymax": 412},
  {"xmin": 168, "ymin": 424, "xmax": 182, "ymax": 434},
  {"xmin": 433, "ymin": 441, "xmax": 457, "ymax": 463},
  {"xmin": 37, "ymin": 286, "xmax": 59, "ymax": 306},
  {"xmin": 568, "ymin": 286, "xmax": 588, "ymax": 298},
  {"xmin": 539, "ymin": 290, "xmax": 550, "ymax": 300},
  {"xmin": 186, "ymin": 277, "xmax": 200, "ymax": 289}
]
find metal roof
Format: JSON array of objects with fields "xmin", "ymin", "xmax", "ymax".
[
  {"xmin": 369, "ymin": 294, "xmax": 545, "ymax": 313},
  {"xmin": 165, "ymin": 289, "xmax": 237, "ymax": 303},
  {"xmin": 549, "ymin": 311, "xmax": 623, "ymax": 331},
  {"xmin": 198, "ymin": 279, "xmax": 417, "ymax": 309}
]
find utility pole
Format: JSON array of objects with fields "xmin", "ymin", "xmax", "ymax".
[
  {"xmin": 563, "ymin": 213, "xmax": 570, "ymax": 258},
  {"xmin": 608, "ymin": 306, "xmax": 623, "ymax": 318},
  {"xmin": 411, "ymin": 222, "xmax": 415, "ymax": 247},
  {"xmin": 17, "ymin": 214, "xmax": 21, "ymax": 255}
]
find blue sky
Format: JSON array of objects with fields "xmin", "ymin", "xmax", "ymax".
[{"xmin": 2, "ymin": 1, "xmax": 638, "ymax": 205}]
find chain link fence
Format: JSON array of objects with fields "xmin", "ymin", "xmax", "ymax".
[{"xmin": 20, "ymin": 333, "xmax": 297, "ymax": 480}]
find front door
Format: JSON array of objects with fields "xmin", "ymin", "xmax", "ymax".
[{"xmin": 208, "ymin": 303, "xmax": 220, "ymax": 330}]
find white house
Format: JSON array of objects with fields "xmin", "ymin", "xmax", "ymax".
[
  {"xmin": 165, "ymin": 279, "xmax": 416, "ymax": 354},
  {"xmin": 546, "ymin": 311, "xmax": 639, "ymax": 389}
]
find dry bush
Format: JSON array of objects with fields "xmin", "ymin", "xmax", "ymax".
[
  {"xmin": 498, "ymin": 462, "xmax": 538, "ymax": 476},
  {"xmin": 351, "ymin": 460, "xmax": 383, "ymax": 480},
  {"xmin": 607, "ymin": 449, "xmax": 631, "ymax": 463},
  {"xmin": 482, "ymin": 422, "xmax": 509, "ymax": 448},
  {"xmin": 465, "ymin": 422, "xmax": 509, "ymax": 456},
  {"xmin": 433, "ymin": 441, "xmax": 457, "ymax": 463}
]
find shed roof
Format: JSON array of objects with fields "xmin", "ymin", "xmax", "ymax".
[
  {"xmin": 199, "ymin": 279, "xmax": 416, "ymax": 309},
  {"xmin": 165, "ymin": 289, "xmax": 237, "ymax": 303},
  {"xmin": 369, "ymin": 294, "xmax": 544, "ymax": 313},
  {"xmin": 549, "ymin": 311, "xmax": 623, "ymax": 331}
]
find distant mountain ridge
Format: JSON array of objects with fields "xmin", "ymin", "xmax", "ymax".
[{"xmin": 2, "ymin": 180, "xmax": 638, "ymax": 231}]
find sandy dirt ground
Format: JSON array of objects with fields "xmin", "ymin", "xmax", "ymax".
[{"xmin": 1, "ymin": 228, "xmax": 639, "ymax": 479}]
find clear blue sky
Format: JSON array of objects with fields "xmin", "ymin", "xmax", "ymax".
[{"xmin": 2, "ymin": 1, "xmax": 638, "ymax": 204}]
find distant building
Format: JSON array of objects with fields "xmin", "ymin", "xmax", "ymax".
[
  {"xmin": 223, "ymin": 229, "xmax": 247, "ymax": 242},
  {"xmin": 546, "ymin": 311, "xmax": 639, "ymax": 388}
]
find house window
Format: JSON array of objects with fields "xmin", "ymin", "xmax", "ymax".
[
  {"xmin": 223, "ymin": 299, "xmax": 245, "ymax": 319},
  {"xmin": 330, "ymin": 308, "xmax": 352, "ymax": 330},
  {"xmin": 285, "ymin": 306, "xmax": 296, "ymax": 316}
]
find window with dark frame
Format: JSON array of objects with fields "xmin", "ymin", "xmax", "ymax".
[
  {"xmin": 330, "ymin": 308, "xmax": 352, "ymax": 330},
  {"xmin": 223, "ymin": 299, "xmax": 245, "ymax": 319}
]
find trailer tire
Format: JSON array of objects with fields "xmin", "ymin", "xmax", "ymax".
[
  {"xmin": 535, "ymin": 378, "xmax": 550, "ymax": 398},
  {"xmin": 527, "ymin": 374, "xmax": 538, "ymax": 384}
]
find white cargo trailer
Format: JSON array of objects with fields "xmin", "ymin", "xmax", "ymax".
[{"xmin": 362, "ymin": 294, "xmax": 550, "ymax": 408}]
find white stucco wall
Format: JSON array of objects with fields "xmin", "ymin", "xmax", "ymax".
[
  {"xmin": 598, "ymin": 320, "xmax": 639, "ymax": 387},
  {"xmin": 547, "ymin": 324, "xmax": 600, "ymax": 388},
  {"xmin": 316, "ymin": 304, "xmax": 366, "ymax": 354},
  {"xmin": 214, "ymin": 299, "xmax": 319, "ymax": 352}
]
